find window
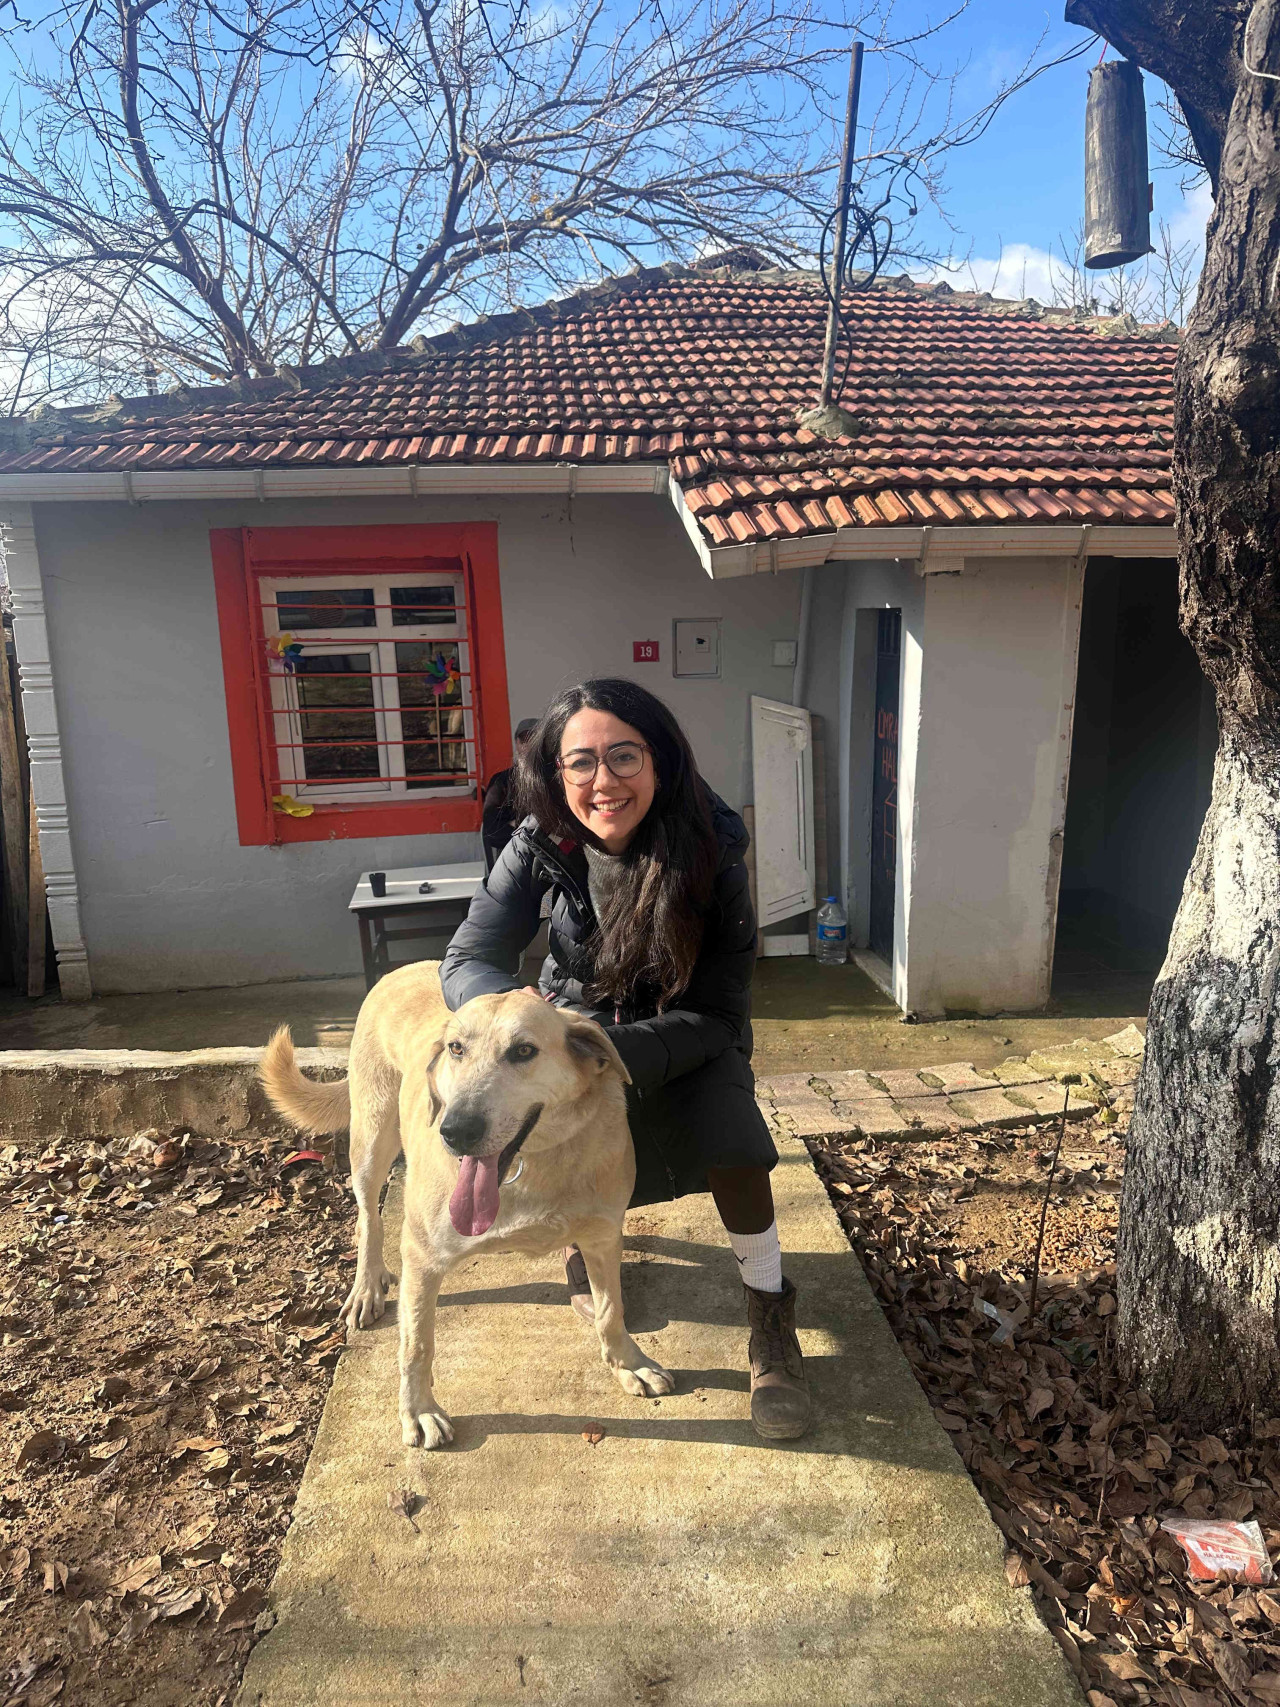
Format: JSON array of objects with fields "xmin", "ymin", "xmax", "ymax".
[
  {"xmin": 211, "ymin": 524, "xmax": 511, "ymax": 846},
  {"xmin": 261, "ymin": 569, "xmax": 472, "ymax": 802}
]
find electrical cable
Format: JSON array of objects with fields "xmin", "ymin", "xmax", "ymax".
[{"xmin": 815, "ymin": 34, "xmax": 1100, "ymax": 412}]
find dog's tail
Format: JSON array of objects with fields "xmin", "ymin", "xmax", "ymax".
[{"xmin": 258, "ymin": 1025, "xmax": 351, "ymax": 1134}]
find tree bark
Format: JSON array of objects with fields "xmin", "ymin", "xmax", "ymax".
[
  {"xmin": 1067, "ymin": 0, "xmax": 1280, "ymax": 1427},
  {"xmin": 1122, "ymin": 741, "xmax": 1280, "ymax": 1423}
]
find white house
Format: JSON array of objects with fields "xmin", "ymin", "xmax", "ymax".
[{"xmin": 0, "ymin": 255, "xmax": 1201, "ymax": 1015}]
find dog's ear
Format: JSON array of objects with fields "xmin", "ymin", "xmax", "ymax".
[
  {"xmin": 564, "ymin": 1018, "xmax": 631, "ymax": 1085},
  {"xmin": 424, "ymin": 1033, "xmax": 448, "ymax": 1126}
]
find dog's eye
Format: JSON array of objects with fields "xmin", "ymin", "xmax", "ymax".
[
  {"xmin": 447, "ymin": 1040, "xmax": 465, "ymax": 1058},
  {"xmin": 509, "ymin": 1042, "xmax": 538, "ymax": 1063}
]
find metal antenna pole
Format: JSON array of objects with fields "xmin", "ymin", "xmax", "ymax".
[{"xmin": 818, "ymin": 41, "xmax": 864, "ymax": 409}]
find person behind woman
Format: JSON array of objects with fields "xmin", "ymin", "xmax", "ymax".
[
  {"xmin": 481, "ymin": 717, "xmax": 539, "ymax": 873},
  {"xmin": 440, "ymin": 677, "xmax": 810, "ymax": 1439}
]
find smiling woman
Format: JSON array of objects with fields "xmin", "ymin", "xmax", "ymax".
[
  {"xmin": 439, "ymin": 677, "xmax": 813, "ymax": 1441},
  {"xmin": 514, "ymin": 682, "xmax": 715, "ymax": 1014}
]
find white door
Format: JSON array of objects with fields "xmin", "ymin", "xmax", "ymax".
[{"xmin": 751, "ymin": 696, "xmax": 816, "ymax": 926}]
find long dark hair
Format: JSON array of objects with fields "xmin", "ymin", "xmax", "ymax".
[{"xmin": 515, "ymin": 678, "xmax": 717, "ymax": 1010}]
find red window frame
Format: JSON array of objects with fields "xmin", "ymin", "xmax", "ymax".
[{"xmin": 211, "ymin": 522, "xmax": 511, "ymax": 846}]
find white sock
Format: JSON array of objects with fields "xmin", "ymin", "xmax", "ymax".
[{"xmin": 728, "ymin": 1222, "xmax": 783, "ymax": 1294}]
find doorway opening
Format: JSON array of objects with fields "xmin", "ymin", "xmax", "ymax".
[
  {"xmin": 1053, "ymin": 559, "xmax": 1216, "ymax": 1004},
  {"xmin": 869, "ymin": 609, "xmax": 901, "ymax": 962}
]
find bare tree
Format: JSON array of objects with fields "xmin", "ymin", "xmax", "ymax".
[
  {"xmin": 1153, "ymin": 86, "xmax": 1211, "ymax": 193},
  {"xmin": 1061, "ymin": 0, "xmax": 1280, "ymax": 1431},
  {"xmin": 922, "ymin": 187, "xmax": 1200, "ymax": 330},
  {"xmin": 1039, "ymin": 218, "xmax": 1201, "ymax": 324},
  {"xmin": 0, "ymin": 0, "xmax": 1093, "ymax": 413}
]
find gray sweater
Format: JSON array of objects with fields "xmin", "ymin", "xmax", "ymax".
[{"xmin": 582, "ymin": 841, "xmax": 625, "ymax": 923}]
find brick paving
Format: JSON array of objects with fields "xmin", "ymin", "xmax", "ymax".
[{"xmin": 755, "ymin": 1024, "xmax": 1143, "ymax": 1143}]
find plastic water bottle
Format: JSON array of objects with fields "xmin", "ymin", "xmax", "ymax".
[{"xmin": 816, "ymin": 896, "xmax": 848, "ymax": 966}]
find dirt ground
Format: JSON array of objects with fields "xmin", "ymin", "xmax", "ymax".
[
  {"xmin": 810, "ymin": 1118, "xmax": 1280, "ymax": 1707},
  {"xmin": 0, "ymin": 1129, "xmax": 353, "ymax": 1707}
]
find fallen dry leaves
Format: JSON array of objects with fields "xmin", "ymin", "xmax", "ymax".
[
  {"xmin": 387, "ymin": 1487, "xmax": 421, "ymax": 1531},
  {"xmin": 0, "ymin": 1126, "xmax": 354, "ymax": 1706},
  {"xmin": 811, "ymin": 1119, "xmax": 1280, "ymax": 1707}
]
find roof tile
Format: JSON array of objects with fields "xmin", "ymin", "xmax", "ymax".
[{"xmin": 0, "ymin": 263, "xmax": 1177, "ymax": 547}]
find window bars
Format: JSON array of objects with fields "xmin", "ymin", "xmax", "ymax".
[{"xmin": 258, "ymin": 567, "xmax": 479, "ymax": 803}]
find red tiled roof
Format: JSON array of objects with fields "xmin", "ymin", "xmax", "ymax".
[{"xmin": 0, "ymin": 263, "xmax": 1177, "ymax": 548}]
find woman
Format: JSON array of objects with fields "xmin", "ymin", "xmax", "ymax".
[{"xmin": 440, "ymin": 677, "xmax": 810, "ymax": 1440}]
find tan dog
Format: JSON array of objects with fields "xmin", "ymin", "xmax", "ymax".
[{"xmin": 258, "ymin": 962, "xmax": 674, "ymax": 1447}]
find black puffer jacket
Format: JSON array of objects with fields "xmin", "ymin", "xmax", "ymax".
[{"xmin": 440, "ymin": 792, "xmax": 756, "ymax": 1092}]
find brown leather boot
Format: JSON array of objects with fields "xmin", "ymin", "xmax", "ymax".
[{"xmin": 743, "ymin": 1275, "xmax": 811, "ymax": 1440}]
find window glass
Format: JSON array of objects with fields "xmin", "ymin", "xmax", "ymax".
[
  {"xmin": 276, "ymin": 588, "xmax": 375, "ymax": 630},
  {"xmin": 295, "ymin": 655, "xmax": 379, "ymax": 780},
  {"xmin": 390, "ymin": 585, "xmax": 457, "ymax": 626},
  {"xmin": 396, "ymin": 641, "xmax": 467, "ymax": 789}
]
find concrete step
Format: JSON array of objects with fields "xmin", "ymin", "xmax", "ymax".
[
  {"xmin": 0, "ymin": 1046, "xmax": 347, "ymax": 1145},
  {"xmin": 0, "ymin": 1026, "xmax": 1142, "ymax": 1149},
  {"xmin": 237, "ymin": 1139, "xmax": 1081, "ymax": 1707}
]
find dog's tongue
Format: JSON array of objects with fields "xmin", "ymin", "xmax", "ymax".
[{"xmin": 449, "ymin": 1154, "xmax": 502, "ymax": 1237}]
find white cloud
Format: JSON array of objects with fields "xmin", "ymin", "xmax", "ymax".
[
  {"xmin": 1166, "ymin": 178, "xmax": 1214, "ymax": 250},
  {"xmin": 912, "ymin": 242, "xmax": 1070, "ymax": 303},
  {"xmin": 910, "ymin": 180, "xmax": 1214, "ymax": 320}
]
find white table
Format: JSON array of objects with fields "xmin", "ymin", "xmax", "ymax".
[{"xmin": 348, "ymin": 861, "xmax": 485, "ymax": 989}]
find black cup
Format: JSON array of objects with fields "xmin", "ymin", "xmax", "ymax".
[{"xmin": 369, "ymin": 871, "xmax": 387, "ymax": 898}]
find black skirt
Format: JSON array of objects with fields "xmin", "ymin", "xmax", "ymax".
[{"xmin": 625, "ymin": 1046, "xmax": 778, "ymax": 1208}]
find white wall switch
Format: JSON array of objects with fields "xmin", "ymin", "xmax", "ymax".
[{"xmin": 772, "ymin": 639, "xmax": 797, "ymax": 668}]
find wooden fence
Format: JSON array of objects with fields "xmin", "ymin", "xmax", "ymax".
[{"xmin": 0, "ymin": 624, "xmax": 47, "ymax": 997}]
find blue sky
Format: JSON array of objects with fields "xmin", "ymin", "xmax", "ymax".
[{"xmin": 860, "ymin": 0, "xmax": 1212, "ymax": 300}]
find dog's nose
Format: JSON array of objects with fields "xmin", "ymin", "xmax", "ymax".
[{"xmin": 439, "ymin": 1107, "xmax": 488, "ymax": 1154}]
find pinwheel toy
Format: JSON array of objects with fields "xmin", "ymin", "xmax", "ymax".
[
  {"xmin": 425, "ymin": 651, "xmax": 461, "ymax": 699},
  {"xmin": 268, "ymin": 632, "xmax": 305, "ymax": 673}
]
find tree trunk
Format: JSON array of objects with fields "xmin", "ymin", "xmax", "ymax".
[
  {"xmin": 1120, "ymin": 739, "xmax": 1280, "ymax": 1423},
  {"xmin": 1109, "ymin": 4, "xmax": 1280, "ymax": 1427}
]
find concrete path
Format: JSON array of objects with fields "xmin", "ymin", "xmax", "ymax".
[{"xmin": 238, "ymin": 1138, "xmax": 1081, "ymax": 1707}]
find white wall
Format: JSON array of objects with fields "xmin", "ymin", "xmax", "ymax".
[
  {"xmin": 901, "ymin": 557, "xmax": 1083, "ymax": 1016},
  {"xmin": 772, "ymin": 553, "xmax": 1086, "ymax": 1017},
  {"xmin": 30, "ymin": 493, "xmax": 801, "ymax": 992}
]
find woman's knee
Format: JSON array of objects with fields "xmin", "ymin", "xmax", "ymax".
[{"xmin": 706, "ymin": 1165, "xmax": 775, "ymax": 1235}]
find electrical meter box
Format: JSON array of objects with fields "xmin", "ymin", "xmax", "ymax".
[{"xmin": 673, "ymin": 618, "xmax": 721, "ymax": 679}]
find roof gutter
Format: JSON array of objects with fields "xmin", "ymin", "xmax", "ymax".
[
  {"xmin": 0, "ymin": 462, "xmax": 672, "ymax": 502},
  {"xmin": 0, "ymin": 461, "xmax": 1177, "ymax": 572},
  {"xmin": 664, "ymin": 475, "xmax": 1175, "ymax": 576}
]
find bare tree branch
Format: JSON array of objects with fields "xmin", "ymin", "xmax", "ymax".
[{"xmin": 0, "ymin": 0, "xmax": 1074, "ymax": 409}]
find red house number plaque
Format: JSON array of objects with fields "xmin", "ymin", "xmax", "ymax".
[{"xmin": 633, "ymin": 639, "xmax": 660, "ymax": 662}]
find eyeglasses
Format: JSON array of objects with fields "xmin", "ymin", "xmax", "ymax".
[{"xmin": 557, "ymin": 741, "xmax": 650, "ymax": 785}]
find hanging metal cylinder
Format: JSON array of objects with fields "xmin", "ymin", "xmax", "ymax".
[{"xmin": 1084, "ymin": 59, "xmax": 1151, "ymax": 270}]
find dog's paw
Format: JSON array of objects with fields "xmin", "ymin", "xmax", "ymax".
[
  {"xmin": 339, "ymin": 1269, "xmax": 395, "ymax": 1332},
  {"xmin": 401, "ymin": 1407, "xmax": 455, "ymax": 1450},
  {"xmin": 611, "ymin": 1360, "xmax": 676, "ymax": 1399}
]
